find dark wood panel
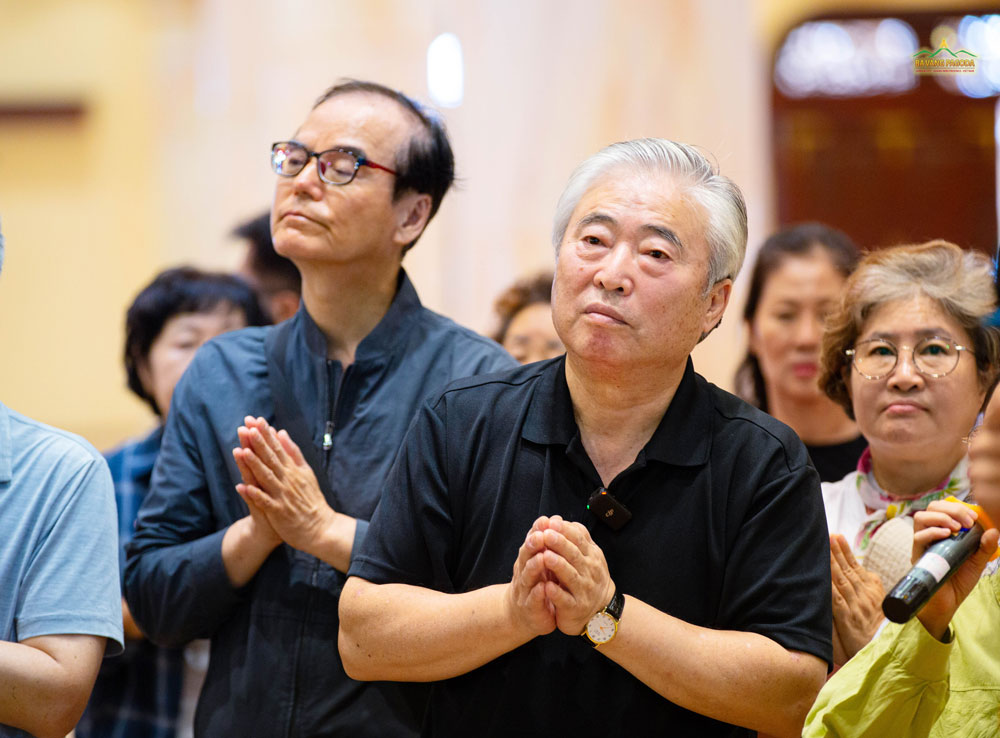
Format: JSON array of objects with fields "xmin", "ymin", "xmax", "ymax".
[{"xmin": 772, "ymin": 11, "xmax": 997, "ymax": 258}]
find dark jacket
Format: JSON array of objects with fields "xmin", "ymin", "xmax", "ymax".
[{"xmin": 124, "ymin": 271, "xmax": 516, "ymax": 737}]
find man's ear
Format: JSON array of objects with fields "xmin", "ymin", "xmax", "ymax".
[
  {"xmin": 393, "ymin": 192, "xmax": 432, "ymax": 248},
  {"xmin": 702, "ymin": 278, "xmax": 732, "ymax": 335}
]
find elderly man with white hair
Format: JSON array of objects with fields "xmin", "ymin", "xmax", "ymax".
[{"xmin": 337, "ymin": 139, "xmax": 832, "ymax": 737}]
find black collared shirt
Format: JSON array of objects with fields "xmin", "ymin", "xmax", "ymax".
[
  {"xmin": 125, "ymin": 270, "xmax": 515, "ymax": 738},
  {"xmin": 351, "ymin": 356, "xmax": 833, "ymax": 738}
]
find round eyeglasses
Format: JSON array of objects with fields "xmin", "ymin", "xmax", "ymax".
[
  {"xmin": 270, "ymin": 141, "xmax": 397, "ymax": 185},
  {"xmin": 845, "ymin": 336, "xmax": 973, "ymax": 380}
]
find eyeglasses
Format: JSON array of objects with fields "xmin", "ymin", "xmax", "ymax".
[
  {"xmin": 270, "ymin": 141, "xmax": 397, "ymax": 185},
  {"xmin": 845, "ymin": 336, "xmax": 973, "ymax": 380}
]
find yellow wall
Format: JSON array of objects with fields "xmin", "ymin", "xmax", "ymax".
[
  {"xmin": 0, "ymin": 0, "xmax": 162, "ymax": 447},
  {"xmin": 0, "ymin": 0, "xmax": 990, "ymax": 450}
]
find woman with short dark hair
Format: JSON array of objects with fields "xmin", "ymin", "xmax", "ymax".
[{"xmin": 77, "ymin": 266, "xmax": 267, "ymax": 738}]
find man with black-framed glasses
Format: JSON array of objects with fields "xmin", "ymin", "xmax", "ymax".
[{"xmin": 124, "ymin": 80, "xmax": 514, "ymax": 737}]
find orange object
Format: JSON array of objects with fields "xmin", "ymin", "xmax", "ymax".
[{"xmin": 945, "ymin": 496, "xmax": 999, "ymax": 560}]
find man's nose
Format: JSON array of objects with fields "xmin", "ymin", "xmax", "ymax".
[
  {"xmin": 594, "ymin": 243, "xmax": 634, "ymax": 295},
  {"xmin": 290, "ymin": 157, "xmax": 323, "ymax": 198}
]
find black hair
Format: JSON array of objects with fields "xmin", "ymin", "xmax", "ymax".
[
  {"xmin": 124, "ymin": 267, "xmax": 269, "ymax": 415},
  {"xmin": 735, "ymin": 222, "xmax": 860, "ymax": 411},
  {"xmin": 232, "ymin": 211, "xmax": 301, "ymax": 295},
  {"xmin": 313, "ymin": 79, "xmax": 455, "ymax": 252}
]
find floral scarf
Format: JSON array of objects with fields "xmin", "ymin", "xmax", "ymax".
[{"xmin": 852, "ymin": 447, "xmax": 971, "ymax": 555}]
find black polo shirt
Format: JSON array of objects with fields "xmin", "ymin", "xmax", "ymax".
[{"xmin": 351, "ymin": 356, "xmax": 832, "ymax": 738}]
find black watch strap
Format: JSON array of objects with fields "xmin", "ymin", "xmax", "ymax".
[{"xmin": 605, "ymin": 588, "xmax": 624, "ymax": 620}]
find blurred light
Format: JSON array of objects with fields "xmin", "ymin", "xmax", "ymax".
[
  {"xmin": 995, "ymin": 97, "xmax": 1000, "ymax": 145},
  {"xmin": 949, "ymin": 14, "xmax": 1000, "ymax": 98},
  {"xmin": 812, "ymin": 22, "xmax": 855, "ymax": 64},
  {"xmin": 876, "ymin": 18, "xmax": 918, "ymax": 59},
  {"xmin": 775, "ymin": 19, "xmax": 917, "ymax": 98},
  {"xmin": 930, "ymin": 23, "xmax": 959, "ymax": 56},
  {"xmin": 427, "ymin": 33, "xmax": 464, "ymax": 108}
]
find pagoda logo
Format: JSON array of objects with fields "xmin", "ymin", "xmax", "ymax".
[{"xmin": 913, "ymin": 38, "xmax": 977, "ymax": 74}]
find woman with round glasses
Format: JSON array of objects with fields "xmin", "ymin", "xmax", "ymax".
[{"xmin": 815, "ymin": 239, "xmax": 1000, "ymax": 666}]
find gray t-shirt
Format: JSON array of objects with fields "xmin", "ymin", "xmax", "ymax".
[{"xmin": 0, "ymin": 402, "xmax": 123, "ymax": 736}]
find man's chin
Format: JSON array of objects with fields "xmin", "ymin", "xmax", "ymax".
[
  {"xmin": 565, "ymin": 339, "xmax": 632, "ymax": 368},
  {"xmin": 273, "ymin": 230, "xmax": 318, "ymax": 260}
]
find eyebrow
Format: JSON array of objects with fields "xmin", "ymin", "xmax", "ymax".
[
  {"xmin": 863, "ymin": 328, "xmax": 956, "ymax": 341},
  {"xmin": 288, "ymin": 138, "xmax": 366, "ymax": 159},
  {"xmin": 576, "ymin": 212, "xmax": 685, "ymax": 250}
]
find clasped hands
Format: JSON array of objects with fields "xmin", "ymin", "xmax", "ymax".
[
  {"xmin": 506, "ymin": 514, "xmax": 616, "ymax": 641},
  {"xmin": 829, "ymin": 534, "xmax": 885, "ymax": 666},
  {"xmin": 231, "ymin": 416, "xmax": 335, "ymax": 557}
]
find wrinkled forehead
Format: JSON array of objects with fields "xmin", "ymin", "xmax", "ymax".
[{"xmin": 571, "ymin": 169, "xmax": 709, "ymax": 247}]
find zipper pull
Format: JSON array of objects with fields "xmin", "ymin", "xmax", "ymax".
[{"xmin": 322, "ymin": 420, "xmax": 334, "ymax": 451}]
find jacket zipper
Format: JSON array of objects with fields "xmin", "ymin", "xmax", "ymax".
[
  {"xmin": 323, "ymin": 360, "xmax": 352, "ymax": 465},
  {"xmin": 288, "ymin": 360, "xmax": 349, "ymax": 734}
]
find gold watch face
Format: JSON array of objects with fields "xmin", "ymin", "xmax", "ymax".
[{"xmin": 586, "ymin": 612, "xmax": 617, "ymax": 644}]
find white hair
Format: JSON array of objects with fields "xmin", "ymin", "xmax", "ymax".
[{"xmin": 551, "ymin": 138, "xmax": 748, "ymax": 287}]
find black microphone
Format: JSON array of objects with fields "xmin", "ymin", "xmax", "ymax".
[{"xmin": 882, "ymin": 499, "xmax": 994, "ymax": 624}]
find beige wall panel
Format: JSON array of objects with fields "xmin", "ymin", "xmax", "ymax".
[
  {"xmin": 0, "ymin": 0, "xmax": 161, "ymax": 449},
  {"xmin": 10, "ymin": 0, "xmax": 943, "ymax": 448}
]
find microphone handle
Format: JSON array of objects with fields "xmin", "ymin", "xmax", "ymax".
[{"xmin": 881, "ymin": 522, "xmax": 984, "ymax": 624}]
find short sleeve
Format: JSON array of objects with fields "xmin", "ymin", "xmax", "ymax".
[
  {"xmin": 16, "ymin": 456, "xmax": 125, "ymax": 655},
  {"xmin": 718, "ymin": 462, "xmax": 834, "ymax": 666},
  {"xmin": 349, "ymin": 398, "xmax": 456, "ymax": 591}
]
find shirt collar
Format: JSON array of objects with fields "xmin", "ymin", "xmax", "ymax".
[
  {"xmin": 521, "ymin": 357, "xmax": 712, "ymax": 467},
  {"xmin": 0, "ymin": 402, "xmax": 10, "ymax": 483},
  {"xmin": 294, "ymin": 268, "xmax": 422, "ymax": 361}
]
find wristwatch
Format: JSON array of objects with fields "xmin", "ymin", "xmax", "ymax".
[{"xmin": 580, "ymin": 588, "xmax": 625, "ymax": 647}]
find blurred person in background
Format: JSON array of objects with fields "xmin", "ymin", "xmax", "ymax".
[
  {"xmin": 233, "ymin": 211, "xmax": 301, "ymax": 323},
  {"xmin": 816, "ymin": 240, "xmax": 1000, "ymax": 667},
  {"xmin": 124, "ymin": 80, "xmax": 514, "ymax": 737},
  {"xmin": 76, "ymin": 267, "xmax": 267, "ymax": 738},
  {"xmin": 491, "ymin": 271, "xmax": 563, "ymax": 364},
  {"xmin": 735, "ymin": 223, "xmax": 863, "ymax": 482},
  {"xmin": 0, "ymin": 219, "xmax": 124, "ymax": 738}
]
